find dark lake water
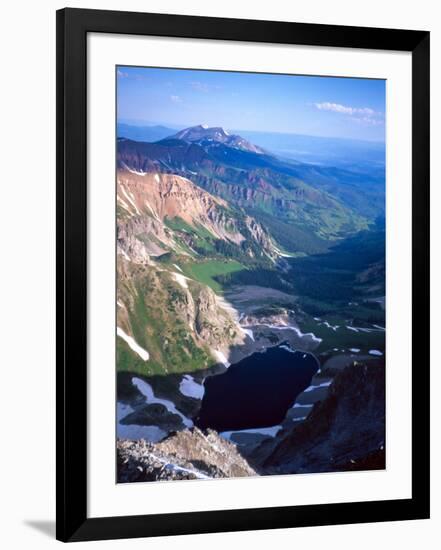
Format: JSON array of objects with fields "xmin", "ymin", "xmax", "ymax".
[{"xmin": 196, "ymin": 344, "xmax": 319, "ymax": 432}]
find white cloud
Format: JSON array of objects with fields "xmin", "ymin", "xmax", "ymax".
[
  {"xmin": 314, "ymin": 102, "xmax": 383, "ymax": 126},
  {"xmin": 314, "ymin": 102, "xmax": 375, "ymax": 116},
  {"xmin": 353, "ymin": 116, "xmax": 383, "ymax": 126},
  {"xmin": 117, "ymin": 69, "xmax": 129, "ymax": 78},
  {"xmin": 191, "ymin": 81, "xmax": 210, "ymax": 93},
  {"xmin": 190, "ymin": 81, "xmax": 221, "ymax": 93},
  {"xmin": 170, "ymin": 95, "xmax": 183, "ymax": 103}
]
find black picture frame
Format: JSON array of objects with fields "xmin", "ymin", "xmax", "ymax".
[{"xmin": 56, "ymin": 7, "xmax": 430, "ymax": 542}]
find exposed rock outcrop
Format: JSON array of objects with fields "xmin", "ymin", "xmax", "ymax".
[
  {"xmin": 117, "ymin": 428, "xmax": 257, "ymax": 482},
  {"xmin": 251, "ymin": 362, "xmax": 385, "ymax": 474}
]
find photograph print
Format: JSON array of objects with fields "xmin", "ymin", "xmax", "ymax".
[{"xmin": 116, "ymin": 66, "xmax": 386, "ymax": 483}]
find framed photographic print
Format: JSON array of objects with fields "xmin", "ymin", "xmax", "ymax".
[{"xmin": 56, "ymin": 8, "xmax": 430, "ymax": 542}]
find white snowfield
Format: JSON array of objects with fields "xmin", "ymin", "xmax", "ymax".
[
  {"xmin": 117, "ymin": 327, "xmax": 149, "ymax": 361},
  {"xmin": 172, "ymin": 272, "xmax": 189, "ymax": 290},
  {"xmin": 117, "ymin": 195, "xmax": 132, "ymax": 215},
  {"xmin": 118, "ymin": 247, "xmax": 131, "ymax": 262},
  {"xmin": 123, "ymin": 162, "xmax": 146, "ymax": 176},
  {"xmin": 221, "ymin": 424, "xmax": 282, "ymax": 440},
  {"xmin": 322, "ymin": 320, "xmax": 340, "ymax": 331},
  {"xmin": 349, "ymin": 348, "xmax": 361, "ymax": 353},
  {"xmin": 279, "ymin": 344, "xmax": 296, "ymax": 353},
  {"xmin": 369, "ymin": 349, "xmax": 383, "ymax": 356},
  {"xmin": 179, "ymin": 375, "xmax": 205, "ymax": 400},
  {"xmin": 303, "ymin": 380, "xmax": 332, "ymax": 393},
  {"xmin": 117, "ymin": 403, "xmax": 166, "ymax": 442},
  {"xmin": 149, "ymin": 451, "xmax": 211, "ymax": 480},
  {"xmin": 120, "ymin": 184, "xmax": 141, "ymax": 215},
  {"xmin": 346, "ymin": 325, "xmax": 384, "ymax": 334},
  {"xmin": 132, "ymin": 377, "xmax": 193, "ymax": 428},
  {"xmin": 240, "ymin": 326, "xmax": 255, "ymax": 341},
  {"xmin": 259, "ymin": 322, "xmax": 322, "ymax": 344}
]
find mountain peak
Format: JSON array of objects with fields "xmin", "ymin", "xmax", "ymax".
[{"xmin": 171, "ymin": 125, "xmax": 264, "ymax": 154}]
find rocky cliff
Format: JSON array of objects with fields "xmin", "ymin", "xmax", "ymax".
[
  {"xmin": 251, "ymin": 362, "xmax": 385, "ymax": 474},
  {"xmin": 117, "ymin": 428, "xmax": 257, "ymax": 482}
]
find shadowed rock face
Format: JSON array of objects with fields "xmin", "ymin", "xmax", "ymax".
[
  {"xmin": 251, "ymin": 362, "xmax": 385, "ymax": 474},
  {"xmin": 120, "ymin": 403, "xmax": 185, "ymax": 432}
]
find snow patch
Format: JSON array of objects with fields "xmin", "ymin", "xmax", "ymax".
[
  {"xmin": 221, "ymin": 425, "xmax": 282, "ymax": 440},
  {"xmin": 117, "ymin": 327, "xmax": 149, "ymax": 361},
  {"xmin": 118, "ymin": 248, "xmax": 131, "ymax": 262},
  {"xmin": 349, "ymin": 348, "xmax": 360, "ymax": 353},
  {"xmin": 172, "ymin": 272, "xmax": 189, "ymax": 290},
  {"xmin": 117, "ymin": 402, "xmax": 166, "ymax": 442},
  {"xmin": 132, "ymin": 377, "xmax": 193, "ymax": 428},
  {"xmin": 123, "ymin": 162, "xmax": 146, "ymax": 176},
  {"xmin": 117, "ymin": 195, "xmax": 133, "ymax": 215},
  {"xmin": 369, "ymin": 349, "xmax": 383, "ymax": 356},
  {"xmin": 322, "ymin": 320, "xmax": 339, "ymax": 331},
  {"xmin": 240, "ymin": 327, "xmax": 254, "ymax": 341},
  {"xmin": 304, "ymin": 380, "xmax": 332, "ymax": 393},
  {"xmin": 179, "ymin": 375, "xmax": 205, "ymax": 400},
  {"xmin": 279, "ymin": 344, "xmax": 295, "ymax": 353},
  {"xmin": 120, "ymin": 185, "xmax": 141, "ymax": 215},
  {"xmin": 259, "ymin": 323, "xmax": 322, "ymax": 344},
  {"xmin": 148, "ymin": 451, "xmax": 211, "ymax": 480}
]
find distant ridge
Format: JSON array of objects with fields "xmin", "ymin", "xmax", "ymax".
[{"xmin": 117, "ymin": 123, "xmax": 177, "ymax": 143}]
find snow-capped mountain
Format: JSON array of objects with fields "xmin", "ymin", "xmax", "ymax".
[{"xmin": 171, "ymin": 124, "xmax": 266, "ymax": 154}]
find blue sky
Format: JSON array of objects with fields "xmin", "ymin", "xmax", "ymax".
[{"xmin": 117, "ymin": 66, "xmax": 386, "ymax": 142}]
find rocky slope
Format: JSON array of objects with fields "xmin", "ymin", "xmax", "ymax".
[
  {"xmin": 117, "ymin": 135, "xmax": 370, "ymax": 245},
  {"xmin": 117, "ymin": 428, "xmax": 257, "ymax": 482},
  {"xmin": 251, "ymin": 362, "xmax": 385, "ymax": 473},
  {"xmin": 117, "ymin": 168, "xmax": 278, "ymax": 260},
  {"xmin": 117, "ymin": 258, "xmax": 245, "ymax": 376},
  {"xmin": 117, "ymin": 362, "xmax": 385, "ymax": 482}
]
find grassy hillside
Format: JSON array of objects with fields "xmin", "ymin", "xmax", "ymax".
[
  {"xmin": 181, "ymin": 259, "xmax": 245, "ymax": 293},
  {"xmin": 117, "ymin": 265, "xmax": 214, "ymax": 376}
]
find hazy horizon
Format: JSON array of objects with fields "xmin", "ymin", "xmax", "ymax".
[
  {"xmin": 117, "ymin": 66, "xmax": 386, "ymax": 143},
  {"xmin": 118, "ymin": 118, "xmax": 387, "ymax": 146}
]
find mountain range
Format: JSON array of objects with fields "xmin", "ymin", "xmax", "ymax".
[
  {"xmin": 117, "ymin": 125, "xmax": 385, "ymax": 251},
  {"xmin": 116, "ymin": 123, "xmax": 386, "ymax": 480},
  {"xmin": 117, "ymin": 124, "xmax": 385, "ymax": 373}
]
